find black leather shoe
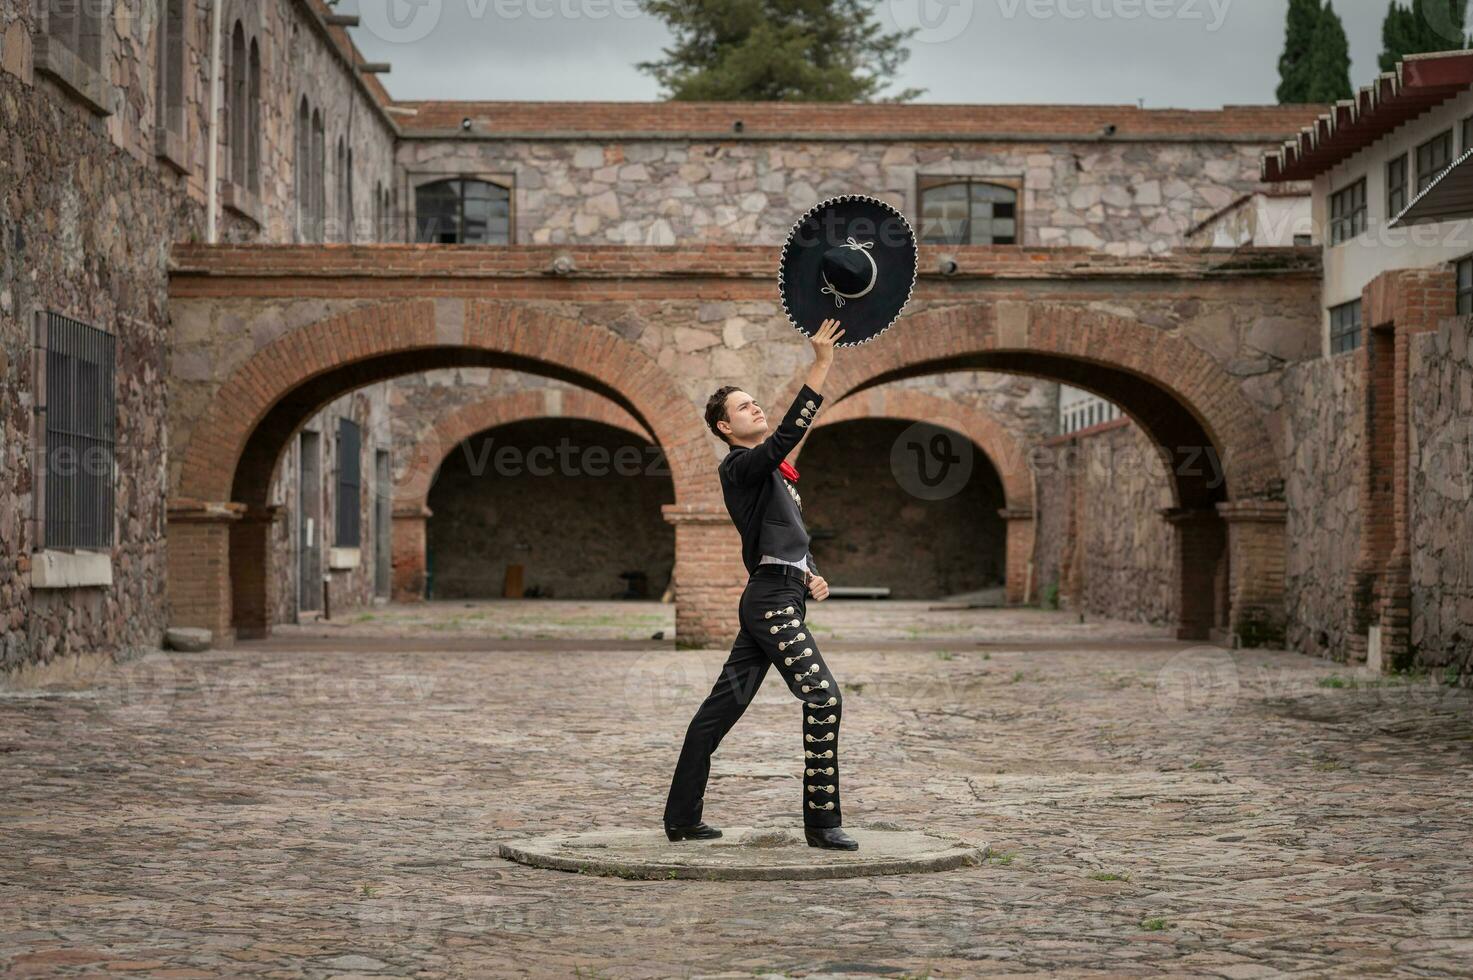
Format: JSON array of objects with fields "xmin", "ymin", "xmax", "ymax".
[
  {"xmin": 805, "ymin": 826, "xmax": 859, "ymax": 850},
  {"xmin": 664, "ymin": 821, "xmax": 722, "ymax": 842}
]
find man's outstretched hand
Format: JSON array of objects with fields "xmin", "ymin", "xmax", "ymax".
[
  {"xmin": 807, "ymin": 574, "xmax": 830, "ymax": 601},
  {"xmin": 810, "ymin": 318, "xmax": 844, "ymax": 361}
]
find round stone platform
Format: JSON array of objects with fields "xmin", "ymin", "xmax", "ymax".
[{"xmin": 496, "ymin": 824, "xmax": 986, "ymax": 880}]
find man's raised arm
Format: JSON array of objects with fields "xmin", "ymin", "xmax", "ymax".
[{"xmin": 723, "ymin": 318, "xmax": 845, "ymax": 487}]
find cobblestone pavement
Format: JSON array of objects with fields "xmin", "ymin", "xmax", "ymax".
[{"xmin": 3, "ymin": 599, "xmax": 1472, "ymax": 978}]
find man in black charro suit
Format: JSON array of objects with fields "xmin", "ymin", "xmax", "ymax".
[{"xmin": 663, "ymin": 318, "xmax": 858, "ymax": 851}]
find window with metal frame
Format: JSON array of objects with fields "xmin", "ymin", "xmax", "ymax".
[
  {"xmin": 1329, "ymin": 299, "xmax": 1362, "ymax": 355},
  {"xmin": 918, "ymin": 178, "xmax": 1019, "ymax": 245},
  {"xmin": 415, "ymin": 178, "xmax": 512, "ymax": 244},
  {"xmin": 1457, "ymin": 256, "xmax": 1473, "ymax": 315},
  {"xmin": 1463, "ymin": 115, "xmax": 1473, "ymax": 155},
  {"xmin": 155, "ymin": 0, "xmax": 186, "ymax": 141},
  {"xmin": 35, "ymin": 312, "xmax": 116, "ymax": 551},
  {"xmin": 1386, "ymin": 154, "xmax": 1409, "ymax": 220},
  {"xmin": 1329, "ymin": 179, "xmax": 1366, "ymax": 245},
  {"xmin": 1416, "ymin": 130, "xmax": 1454, "ymax": 193},
  {"xmin": 336, "ymin": 418, "xmax": 362, "ymax": 548}
]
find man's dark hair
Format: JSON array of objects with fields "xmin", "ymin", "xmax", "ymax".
[{"xmin": 705, "ymin": 384, "xmax": 742, "ymax": 445}]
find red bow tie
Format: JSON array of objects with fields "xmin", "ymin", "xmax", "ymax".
[{"xmin": 779, "ymin": 460, "xmax": 799, "ymax": 482}]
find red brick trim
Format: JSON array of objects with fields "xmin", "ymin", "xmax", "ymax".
[{"xmin": 174, "ymin": 299, "xmax": 712, "ymax": 511}]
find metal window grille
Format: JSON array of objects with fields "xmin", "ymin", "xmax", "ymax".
[
  {"xmin": 35, "ymin": 311, "xmax": 116, "ymax": 550},
  {"xmin": 1329, "ymin": 300, "xmax": 1362, "ymax": 355},
  {"xmin": 336, "ymin": 418, "xmax": 361, "ymax": 548}
]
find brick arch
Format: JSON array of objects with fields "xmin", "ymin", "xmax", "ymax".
[
  {"xmin": 791, "ymin": 386, "xmax": 1037, "ymax": 603},
  {"xmin": 171, "ymin": 299, "xmax": 709, "ymax": 639},
  {"xmin": 396, "ymin": 387, "xmax": 656, "ymax": 512},
  {"xmin": 776, "ymin": 302, "xmax": 1289, "ymax": 643},
  {"xmin": 792, "ymin": 302, "xmax": 1282, "ymax": 506},
  {"xmin": 175, "ymin": 299, "xmax": 710, "ymax": 509},
  {"xmin": 792, "ymin": 387, "xmax": 1032, "ymax": 511}
]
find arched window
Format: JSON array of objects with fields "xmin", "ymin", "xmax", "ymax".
[
  {"xmin": 373, "ymin": 181, "xmax": 384, "ymax": 243},
  {"xmin": 311, "ymin": 109, "xmax": 326, "ymax": 242},
  {"xmin": 295, "ymin": 98, "xmax": 311, "ymax": 241},
  {"xmin": 247, "ymin": 40, "xmax": 261, "ymax": 193},
  {"xmin": 336, "ymin": 138, "xmax": 349, "ymax": 242},
  {"xmin": 918, "ymin": 178, "xmax": 1019, "ymax": 245},
  {"xmin": 346, "ymin": 149, "xmax": 356, "ymax": 242},
  {"xmin": 155, "ymin": 0, "xmax": 186, "ymax": 146},
  {"xmin": 414, "ymin": 179, "xmax": 511, "ymax": 244},
  {"xmin": 227, "ymin": 22, "xmax": 247, "ymax": 188}
]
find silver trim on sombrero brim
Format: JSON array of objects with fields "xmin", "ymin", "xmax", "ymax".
[{"xmin": 777, "ymin": 193, "xmax": 919, "ymax": 349}]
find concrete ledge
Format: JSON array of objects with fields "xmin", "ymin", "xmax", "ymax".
[
  {"xmin": 497, "ymin": 825, "xmax": 986, "ymax": 880},
  {"xmin": 328, "ymin": 547, "xmax": 360, "ymax": 570},
  {"xmin": 31, "ymin": 550, "xmax": 113, "ymax": 589}
]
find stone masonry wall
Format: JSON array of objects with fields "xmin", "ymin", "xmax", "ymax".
[
  {"xmin": 1409, "ymin": 316, "xmax": 1473, "ymax": 679},
  {"xmin": 1032, "ymin": 421, "xmax": 1177, "ymax": 625},
  {"xmin": 1280, "ymin": 352, "xmax": 1363, "ymax": 660},
  {"xmin": 2, "ymin": 0, "xmax": 399, "ymax": 671},
  {"xmin": 0, "ymin": 70, "xmax": 195, "ymax": 670},
  {"xmin": 798, "ymin": 416, "xmax": 1008, "ymax": 598},
  {"xmin": 398, "ymin": 137, "xmax": 1275, "ymax": 253},
  {"xmin": 425, "ymin": 417, "xmax": 675, "ymax": 601}
]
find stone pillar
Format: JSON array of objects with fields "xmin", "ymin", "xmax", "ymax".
[
  {"xmin": 230, "ymin": 504, "xmax": 283, "ymax": 641},
  {"xmin": 391, "ymin": 503, "xmax": 432, "ymax": 602},
  {"xmin": 1217, "ymin": 500, "xmax": 1287, "ymax": 648},
  {"xmin": 166, "ymin": 499, "xmax": 245, "ymax": 646},
  {"xmin": 998, "ymin": 507, "xmax": 1035, "ymax": 605},
  {"xmin": 663, "ymin": 503, "xmax": 743, "ymax": 649},
  {"xmin": 1162, "ymin": 507, "xmax": 1225, "ymax": 643}
]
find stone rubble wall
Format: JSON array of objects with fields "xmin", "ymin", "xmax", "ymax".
[
  {"xmin": 398, "ymin": 137, "xmax": 1278, "ymax": 252},
  {"xmin": 1, "ymin": 0, "xmax": 397, "ymax": 671},
  {"xmin": 1031, "ymin": 421, "xmax": 1177, "ymax": 625},
  {"xmin": 0, "ymin": 70, "xmax": 194, "ymax": 672},
  {"xmin": 1280, "ymin": 352, "xmax": 1363, "ymax": 660},
  {"xmin": 1409, "ymin": 316, "xmax": 1473, "ymax": 678}
]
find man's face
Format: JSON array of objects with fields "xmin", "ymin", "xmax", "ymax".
[{"xmin": 720, "ymin": 389, "xmax": 768, "ymax": 442}]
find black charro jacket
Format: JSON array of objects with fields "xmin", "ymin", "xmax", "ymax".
[{"xmin": 719, "ymin": 382, "xmax": 825, "ymax": 580}]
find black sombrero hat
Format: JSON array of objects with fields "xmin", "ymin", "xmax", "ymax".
[{"xmin": 778, "ymin": 194, "xmax": 918, "ymax": 348}]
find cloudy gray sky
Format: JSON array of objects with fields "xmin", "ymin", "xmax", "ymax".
[{"xmin": 341, "ymin": 1, "xmax": 1410, "ymax": 107}]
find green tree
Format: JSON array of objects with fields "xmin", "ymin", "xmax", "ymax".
[
  {"xmin": 635, "ymin": 0, "xmax": 923, "ymax": 102},
  {"xmin": 1278, "ymin": 0, "xmax": 1325, "ymax": 103},
  {"xmin": 1380, "ymin": 0, "xmax": 1470, "ymax": 72},
  {"xmin": 1305, "ymin": 2, "xmax": 1354, "ymax": 103}
]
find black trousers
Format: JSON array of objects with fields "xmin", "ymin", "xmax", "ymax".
[{"xmin": 663, "ymin": 566, "xmax": 844, "ymax": 829}]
